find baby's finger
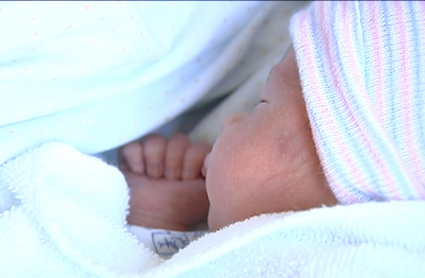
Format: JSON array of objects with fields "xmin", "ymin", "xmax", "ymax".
[
  {"xmin": 165, "ymin": 133, "xmax": 191, "ymax": 180},
  {"xmin": 201, "ymin": 152, "xmax": 211, "ymax": 178},
  {"xmin": 142, "ymin": 134, "xmax": 167, "ymax": 179},
  {"xmin": 119, "ymin": 142, "xmax": 144, "ymax": 174},
  {"xmin": 182, "ymin": 142, "xmax": 212, "ymax": 180}
]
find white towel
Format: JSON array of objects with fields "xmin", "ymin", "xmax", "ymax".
[
  {"xmin": 0, "ymin": 142, "xmax": 162, "ymax": 277},
  {"xmin": 1, "ymin": 142, "xmax": 425, "ymax": 277}
]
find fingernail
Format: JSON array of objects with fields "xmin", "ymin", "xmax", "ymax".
[{"xmin": 204, "ymin": 153, "xmax": 211, "ymax": 168}]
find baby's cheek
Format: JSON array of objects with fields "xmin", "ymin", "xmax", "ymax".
[
  {"xmin": 205, "ymin": 141, "xmax": 247, "ymax": 228},
  {"xmin": 207, "ymin": 152, "xmax": 261, "ymax": 225}
]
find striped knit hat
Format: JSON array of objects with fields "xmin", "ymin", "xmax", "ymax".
[{"xmin": 289, "ymin": 1, "xmax": 425, "ymax": 204}]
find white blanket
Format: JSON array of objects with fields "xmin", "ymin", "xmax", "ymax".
[{"xmin": 1, "ymin": 142, "xmax": 424, "ymax": 277}]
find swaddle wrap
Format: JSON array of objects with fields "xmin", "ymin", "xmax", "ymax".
[{"xmin": 1, "ymin": 142, "xmax": 425, "ymax": 277}]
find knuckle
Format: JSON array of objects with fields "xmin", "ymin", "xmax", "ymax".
[
  {"xmin": 168, "ymin": 133, "xmax": 191, "ymax": 151},
  {"xmin": 144, "ymin": 134, "xmax": 166, "ymax": 146},
  {"xmin": 121, "ymin": 142, "xmax": 142, "ymax": 157},
  {"xmin": 143, "ymin": 135, "xmax": 166, "ymax": 156}
]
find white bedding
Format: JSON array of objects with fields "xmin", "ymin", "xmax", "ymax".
[{"xmin": 1, "ymin": 142, "xmax": 424, "ymax": 277}]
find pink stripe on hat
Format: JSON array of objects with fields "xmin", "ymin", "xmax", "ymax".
[{"xmin": 289, "ymin": 1, "xmax": 425, "ymax": 204}]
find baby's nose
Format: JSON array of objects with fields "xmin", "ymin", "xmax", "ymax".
[{"xmin": 223, "ymin": 113, "xmax": 247, "ymax": 129}]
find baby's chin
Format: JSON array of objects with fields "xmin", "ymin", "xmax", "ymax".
[
  {"xmin": 207, "ymin": 207, "xmax": 217, "ymax": 231},
  {"xmin": 207, "ymin": 204, "xmax": 243, "ymax": 231}
]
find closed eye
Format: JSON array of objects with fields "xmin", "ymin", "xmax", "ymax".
[{"xmin": 254, "ymin": 100, "xmax": 267, "ymax": 110}]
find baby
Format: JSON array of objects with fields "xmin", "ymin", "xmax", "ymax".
[
  {"xmin": 120, "ymin": 45, "xmax": 337, "ymax": 232},
  {"xmin": 120, "ymin": 1, "xmax": 425, "ymax": 232}
]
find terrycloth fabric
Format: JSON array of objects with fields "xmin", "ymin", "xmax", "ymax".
[
  {"xmin": 290, "ymin": 1, "xmax": 425, "ymax": 204},
  {"xmin": 1, "ymin": 142, "xmax": 425, "ymax": 277},
  {"xmin": 0, "ymin": 142, "xmax": 162, "ymax": 277}
]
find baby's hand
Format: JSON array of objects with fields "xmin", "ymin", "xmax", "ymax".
[{"xmin": 119, "ymin": 133, "xmax": 211, "ymax": 231}]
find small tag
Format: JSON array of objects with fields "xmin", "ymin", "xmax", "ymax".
[{"xmin": 152, "ymin": 230, "xmax": 206, "ymax": 256}]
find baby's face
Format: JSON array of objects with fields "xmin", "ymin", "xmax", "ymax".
[{"xmin": 204, "ymin": 46, "xmax": 338, "ymax": 231}]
